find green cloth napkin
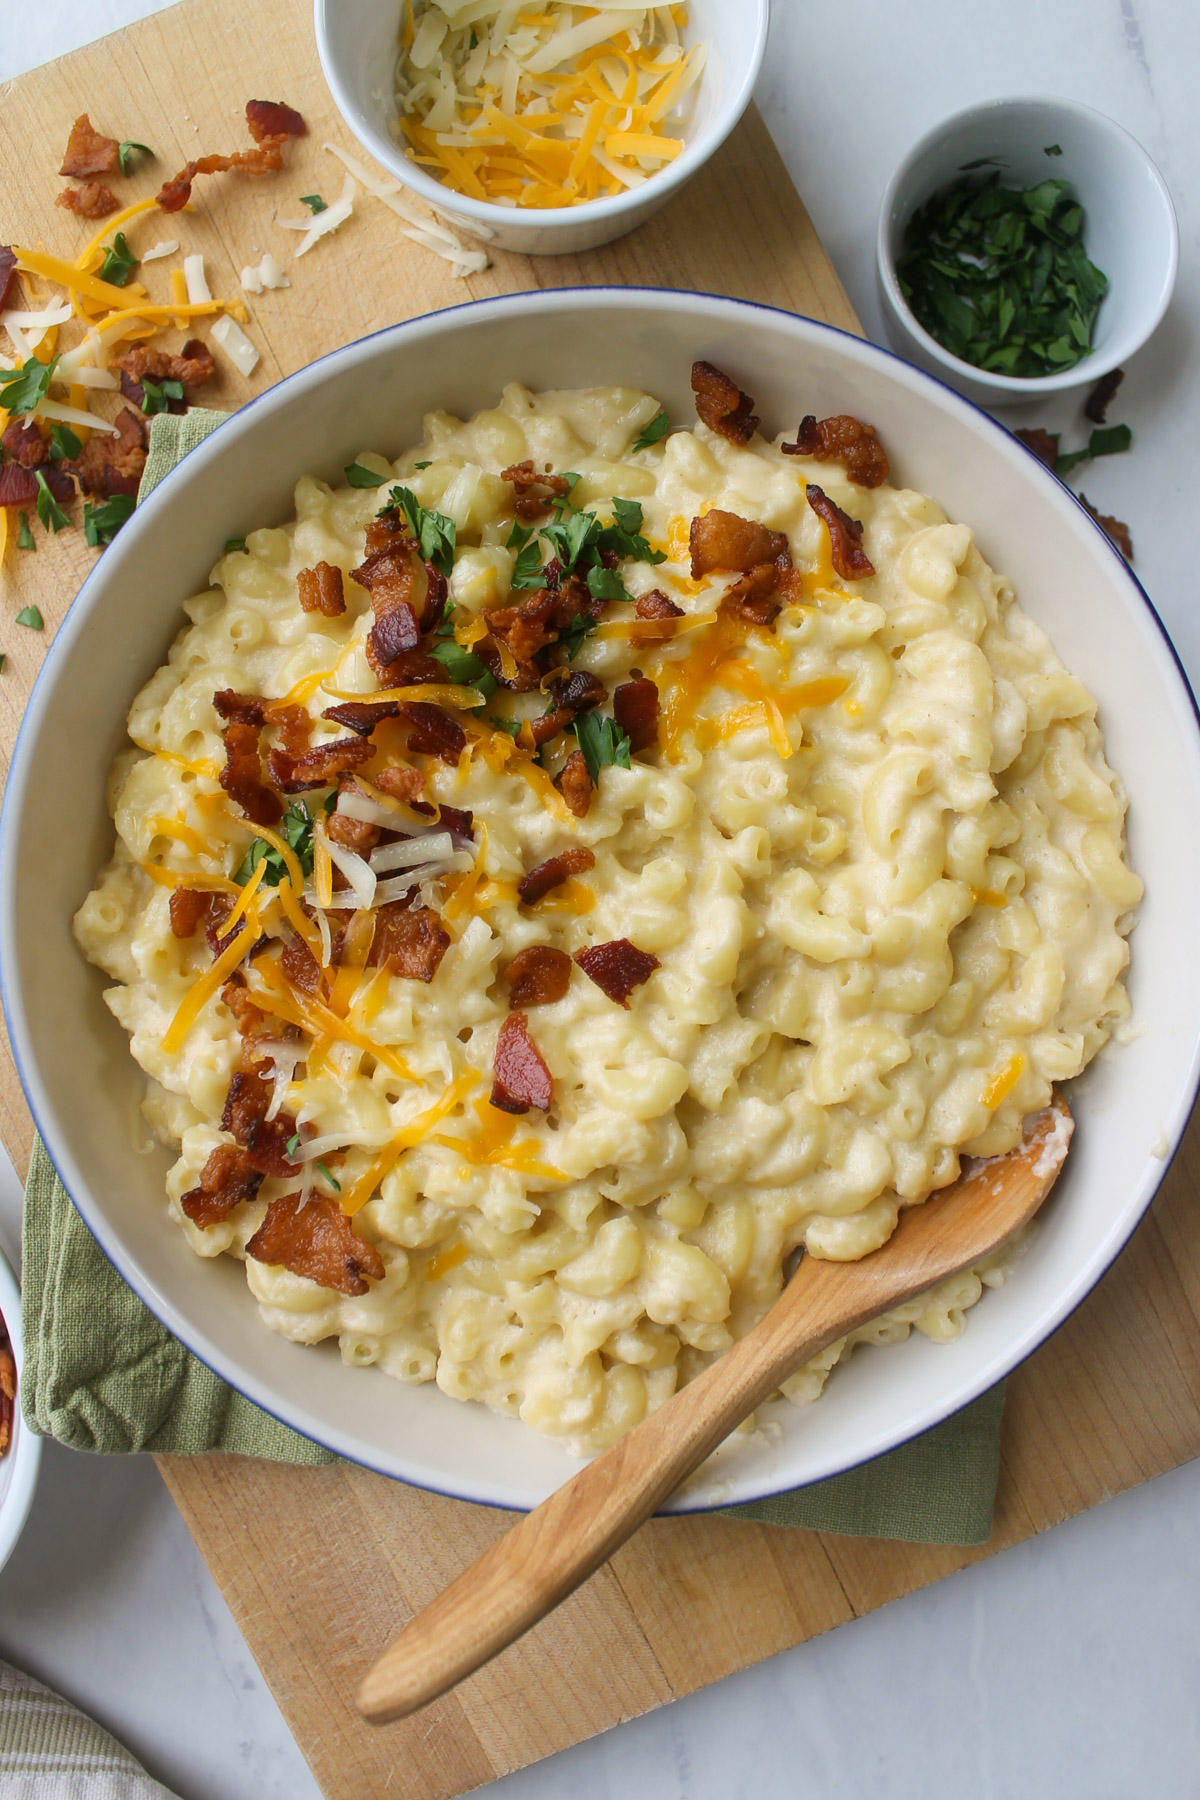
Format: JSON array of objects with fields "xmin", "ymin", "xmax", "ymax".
[
  {"xmin": 0, "ymin": 1656, "xmax": 181, "ymax": 1798},
  {"xmin": 18, "ymin": 407, "xmax": 1006, "ymax": 1543}
]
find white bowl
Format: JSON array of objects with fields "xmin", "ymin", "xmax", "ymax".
[
  {"xmin": 314, "ymin": 0, "xmax": 770, "ymax": 256},
  {"xmin": 877, "ymin": 96, "xmax": 1179, "ymax": 408},
  {"xmin": 0, "ymin": 1243, "xmax": 41, "ymax": 1574},
  {"xmin": 4, "ymin": 290, "xmax": 1200, "ymax": 1513}
]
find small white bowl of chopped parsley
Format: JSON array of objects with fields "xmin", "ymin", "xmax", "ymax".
[{"xmin": 876, "ymin": 96, "xmax": 1178, "ymax": 407}]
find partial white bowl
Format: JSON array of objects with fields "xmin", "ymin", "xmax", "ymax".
[
  {"xmin": 877, "ymin": 96, "xmax": 1179, "ymax": 408},
  {"xmin": 0, "ymin": 1243, "xmax": 41, "ymax": 1574},
  {"xmin": 314, "ymin": 0, "xmax": 769, "ymax": 255},
  {"xmin": 3, "ymin": 290, "xmax": 1200, "ymax": 1513}
]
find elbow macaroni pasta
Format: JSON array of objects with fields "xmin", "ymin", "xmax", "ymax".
[{"xmin": 74, "ymin": 381, "xmax": 1142, "ymax": 1454}]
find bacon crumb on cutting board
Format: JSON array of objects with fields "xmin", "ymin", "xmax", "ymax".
[
  {"xmin": 59, "ymin": 113, "xmax": 120, "ymax": 177},
  {"xmin": 66, "ymin": 406, "xmax": 147, "ymax": 499},
  {"xmin": 56, "ymin": 182, "xmax": 120, "ymax": 219},
  {"xmin": 245, "ymin": 99, "xmax": 307, "ymax": 143}
]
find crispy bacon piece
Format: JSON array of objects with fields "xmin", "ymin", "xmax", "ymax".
[
  {"xmin": 490, "ymin": 1012, "xmax": 553, "ymax": 1113},
  {"xmin": 267, "ymin": 703, "xmax": 312, "ymax": 758},
  {"xmin": 221, "ymin": 972, "xmax": 268, "ymax": 1038},
  {"xmin": 519, "ymin": 847, "xmax": 596, "ymax": 905},
  {"xmin": 1080, "ymin": 494, "xmax": 1133, "ymax": 561},
  {"xmin": 267, "ymin": 734, "xmax": 374, "ymax": 793},
  {"xmin": 298, "ymin": 562, "xmax": 346, "ymax": 617},
  {"xmin": 66, "ymin": 406, "xmax": 147, "ymax": 500},
  {"xmin": 575, "ymin": 938, "xmax": 660, "ymax": 1007},
  {"xmin": 214, "ymin": 688, "xmax": 268, "ymax": 727},
  {"xmin": 180, "ymin": 1144, "xmax": 264, "ymax": 1229},
  {"xmin": 352, "ymin": 536, "xmax": 432, "ymax": 681},
  {"xmin": 57, "ymin": 181, "xmax": 119, "ymax": 219},
  {"xmin": 322, "ymin": 699, "xmax": 401, "ymax": 737},
  {"xmin": 327, "ymin": 787, "xmax": 380, "ymax": 854},
  {"xmin": 805, "ymin": 484, "xmax": 875, "ymax": 580},
  {"xmin": 1085, "ymin": 368, "xmax": 1124, "ymax": 425},
  {"xmin": 783, "ymin": 414, "xmax": 890, "ymax": 488},
  {"xmin": 399, "ymin": 701, "xmax": 466, "ymax": 765},
  {"xmin": 170, "ymin": 886, "xmax": 215, "ymax": 939},
  {"xmin": 373, "ymin": 764, "xmax": 427, "ymax": 806},
  {"xmin": 2, "ymin": 420, "xmax": 47, "ymax": 468},
  {"xmin": 723, "ymin": 561, "xmax": 784, "ymax": 629},
  {"xmin": 545, "ymin": 668, "xmax": 607, "ymax": 715},
  {"xmin": 59, "ymin": 113, "xmax": 119, "ymax": 177},
  {"xmin": 634, "ymin": 589, "xmax": 684, "ymax": 643},
  {"xmin": 369, "ymin": 602, "xmax": 420, "ymax": 669},
  {"xmin": 691, "ymin": 360, "xmax": 760, "ymax": 444},
  {"xmin": 0, "ymin": 462, "xmax": 73, "ymax": 507},
  {"xmin": 119, "ymin": 368, "xmax": 186, "ymax": 416},
  {"xmin": 368, "ymin": 902, "xmax": 450, "ymax": 982},
  {"xmin": 247, "ymin": 1191, "xmax": 384, "ymax": 1295},
  {"xmin": 1015, "ymin": 428, "xmax": 1059, "ymax": 471},
  {"xmin": 281, "ymin": 931, "xmax": 324, "ymax": 996},
  {"xmin": 505, "ymin": 945, "xmax": 572, "ymax": 1009},
  {"xmin": 113, "ymin": 339, "xmax": 216, "ymax": 392},
  {"xmin": 554, "ymin": 749, "xmax": 592, "ymax": 818},
  {"xmin": 246, "ymin": 99, "xmax": 307, "ymax": 143},
  {"xmin": 689, "ymin": 509, "xmax": 789, "ymax": 578},
  {"xmin": 222, "ymin": 1068, "xmax": 299, "ymax": 1178},
  {"xmin": 502, "ymin": 458, "xmax": 572, "ymax": 521},
  {"xmin": 0, "ymin": 1332, "xmax": 13, "ymax": 1457},
  {"xmin": 0, "ymin": 248, "xmax": 17, "ymax": 313},
  {"xmin": 613, "ymin": 677, "xmax": 659, "ymax": 753},
  {"xmin": 219, "ymin": 718, "xmax": 282, "ymax": 825},
  {"xmin": 484, "ymin": 590, "xmax": 561, "ymax": 679},
  {"xmin": 519, "ymin": 706, "xmax": 574, "ymax": 750},
  {"xmin": 157, "ymin": 139, "xmax": 288, "ymax": 213}
]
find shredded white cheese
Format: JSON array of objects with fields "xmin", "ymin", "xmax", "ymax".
[
  {"xmin": 141, "ymin": 240, "xmax": 180, "ymax": 263},
  {"xmin": 210, "ymin": 314, "xmax": 260, "ymax": 378},
  {"xmin": 240, "ymin": 253, "xmax": 291, "ymax": 294},
  {"xmin": 323, "ymin": 143, "xmax": 490, "ymax": 276},
  {"xmin": 276, "ymin": 174, "xmax": 356, "ymax": 256},
  {"xmin": 183, "ymin": 254, "xmax": 212, "ymax": 304},
  {"xmin": 34, "ymin": 398, "xmax": 117, "ymax": 433}
]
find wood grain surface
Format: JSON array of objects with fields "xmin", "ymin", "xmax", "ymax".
[{"xmin": 1, "ymin": 3, "xmax": 1198, "ymax": 1797}]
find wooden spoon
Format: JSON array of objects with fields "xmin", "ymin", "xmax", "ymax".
[{"xmin": 359, "ymin": 1094, "xmax": 1072, "ymax": 1724}]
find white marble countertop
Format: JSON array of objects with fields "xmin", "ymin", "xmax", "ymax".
[{"xmin": 2, "ymin": 2, "xmax": 1200, "ymax": 1795}]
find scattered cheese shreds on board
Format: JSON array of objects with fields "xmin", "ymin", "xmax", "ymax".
[
  {"xmin": 141, "ymin": 240, "xmax": 180, "ymax": 262},
  {"xmin": 277, "ymin": 174, "xmax": 356, "ymax": 255},
  {"xmin": 323, "ymin": 142, "xmax": 490, "ymax": 275},
  {"xmin": 211, "ymin": 313, "xmax": 260, "ymax": 377},
  {"xmin": 242, "ymin": 252, "xmax": 290, "ymax": 293},
  {"xmin": 183, "ymin": 253, "xmax": 212, "ymax": 304}
]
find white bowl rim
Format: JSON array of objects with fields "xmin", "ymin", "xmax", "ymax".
[
  {"xmin": 313, "ymin": 0, "xmax": 771, "ymax": 232},
  {"xmin": 3, "ymin": 284, "xmax": 1199, "ymax": 1513},
  {"xmin": 876, "ymin": 93, "xmax": 1180, "ymax": 398},
  {"xmin": 0, "ymin": 1241, "xmax": 42, "ymax": 1571}
]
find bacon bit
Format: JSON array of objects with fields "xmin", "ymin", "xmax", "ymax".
[
  {"xmin": 220, "ymin": 718, "xmax": 282, "ymax": 825},
  {"xmin": 634, "ymin": 588, "xmax": 684, "ymax": 643},
  {"xmin": 267, "ymin": 733, "xmax": 374, "ymax": 793},
  {"xmin": 368, "ymin": 902, "xmax": 450, "ymax": 982},
  {"xmin": 0, "ymin": 1331, "xmax": 14, "ymax": 1457},
  {"xmin": 484, "ymin": 589, "xmax": 561, "ymax": 682},
  {"xmin": 298, "ymin": 562, "xmax": 346, "ymax": 617},
  {"xmin": 518, "ymin": 846, "xmax": 596, "ymax": 905},
  {"xmin": 170, "ymin": 887, "xmax": 214, "ymax": 939},
  {"xmin": 2, "ymin": 420, "xmax": 48, "ymax": 469},
  {"xmin": 783, "ymin": 414, "xmax": 890, "ymax": 488},
  {"xmin": 575, "ymin": 938, "xmax": 660, "ymax": 1007},
  {"xmin": 247, "ymin": 1191, "xmax": 385, "ymax": 1295},
  {"xmin": 180, "ymin": 1143, "xmax": 264, "ymax": 1229},
  {"xmin": 322, "ymin": 699, "xmax": 402, "ymax": 738},
  {"xmin": 222, "ymin": 1068, "xmax": 299, "ymax": 1178},
  {"xmin": 545, "ymin": 668, "xmax": 607, "ymax": 716},
  {"xmin": 436, "ymin": 803, "xmax": 474, "ymax": 839},
  {"xmin": 691, "ymin": 359, "xmax": 760, "ymax": 444},
  {"xmin": 119, "ymin": 369, "xmax": 186, "ymax": 416},
  {"xmin": 362, "ymin": 509, "xmax": 410, "ymax": 559},
  {"xmin": 723, "ymin": 560, "xmax": 783, "ymax": 629},
  {"xmin": 156, "ymin": 138, "xmax": 289, "ymax": 213},
  {"xmin": 246, "ymin": 99, "xmax": 307, "ymax": 143},
  {"xmin": 66, "ymin": 406, "xmax": 147, "ymax": 500},
  {"xmin": 0, "ymin": 248, "xmax": 17, "ymax": 312},
  {"xmin": 1079, "ymin": 494, "xmax": 1133, "ymax": 561},
  {"xmin": 613, "ymin": 676, "xmax": 659, "ymax": 753},
  {"xmin": 328, "ymin": 800, "xmax": 380, "ymax": 854},
  {"xmin": 114, "ymin": 339, "xmax": 217, "ymax": 392},
  {"xmin": 369, "ymin": 602, "xmax": 420, "ymax": 669},
  {"xmin": 221, "ymin": 972, "xmax": 268, "ymax": 1038},
  {"xmin": 373, "ymin": 764, "xmax": 426, "ymax": 806},
  {"xmin": 505, "ymin": 945, "xmax": 572, "ymax": 1009},
  {"xmin": 1015, "ymin": 428, "xmax": 1059, "ymax": 471},
  {"xmin": 57, "ymin": 182, "xmax": 120, "ymax": 219},
  {"xmin": 805, "ymin": 484, "xmax": 874, "ymax": 580},
  {"xmin": 0, "ymin": 462, "xmax": 73, "ymax": 507},
  {"xmin": 520, "ymin": 706, "xmax": 574, "ymax": 750},
  {"xmin": 281, "ymin": 930, "xmax": 324, "ymax": 996},
  {"xmin": 490, "ymin": 1012, "xmax": 553, "ymax": 1113},
  {"xmin": 59, "ymin": 113, "xmax": 120, "ymax": 178},
  {"xmin": 502, "ymin": 459, "xmax": 572, "ymax": 521},
  {"xmin": 689, "ymin": 509, "xmax": 789, "ymax": 578},
  {"xmin": 214, "ymin": 688, "xmax": 268, "ymax": 727},
  {"xmin": 399, "ymin": 701, "xmax": 466, "ymax": 765},
  {"xmin": 352, "ymin": 536, "xmax": 427, "ymax": 681},
  {"xmin": 554, "ymin": 748, "xmax": 592, "ymax": 818},
  {"xmin": 267, "ymin": 703, "xmax": 313, "ymax": 758},
  {"xmin": 1085, "ymin": 368, "xmax": 1124, "ymax": 425}
]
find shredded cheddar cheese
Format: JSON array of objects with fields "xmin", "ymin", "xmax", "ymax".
[{"xmin": 982, "ymin": 1052, "xmax": 1026, "ymax": 1110}]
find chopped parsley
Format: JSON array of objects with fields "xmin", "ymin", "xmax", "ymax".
[
  {"xmin": 507, "ymin": 518, "xmax": 545, "ymax": 589},
  {"xmin": 0, "ymin": 655, "xmax": 5, "ymax": 673},
  {"xmin": 15, "ymin": 606, "xmax": 44, "ymax": 630},
  {"xmin": 414, "ymin": 459, "xmax": 432, "ymax": 470},
  {"xmin": 316, "ymin": 1162, "xmax": 342, "ymax": 1192},
  {"xmin": 300, "ymin": 193, "xmax": 328, "ymax": 214},
  {"xmin": 117, "ymin": 140, "xmax": 153, "ymax": 176},
  {"xmin": 83, "ymin": 494, "xmax": 136, "ymax": 546},
  {"xmin": 140, "ymin": 376, "xmax": 184, "ymax": 416},
  {"xmin": 97, "ymin": 231, "xmax": 139, "ymax": 288},
  {"xmin": 571, "ymin": 711, "xmax": 631, "ymax": 784},
  {"xmin": 1054, "ymin": 422, "xmax": 1133, "ymax": 476},
  {"xmin": 285, "ymin": 1132, "xmax": 301, "ymax": 1159},
  {"xmin": 48, "ymin": 422, "xmax": 82, "ymax": 461},
  {"xmin": 223, "ymin": 536, "xmax": 247, "ymax": 554},
  {"xmin": 15, "ymin": 512, "xmax": 35, "ymax": 552},
  {"xmin": 560, "ymin": 612, "xmax": 599, "ymax": 659},
  {"xmin": 0, "ymin": 353, "xmax": 58, "ymax": 418},
  {"xmin": 586, "ymin": 565, "xmax": 630, "ymax": 603},
  {"xmin": 344, "ymin": 461, "xmax": 390, "ymax": 487},
  {"xmin": 630, "ymin": 409, "xmax": 670, "ymax": 453},
  {"xmin": 234, "ymin": 800, "xmax": 321, "ymax": 886},
  {"xmin": 487, "ymin": 715, "xmax": 522, "ymax": 738},
  {"xmin": 35, "ymin": 471, "xmax": 69, "ymax": 534},
  {"xmin": 383, "ymin": 485, "xmax": 457, "ymax": 578},
  {"xmin": 1044, "ymin": 143, "xmax": 1063, "ymax": 156},
  {"xmin": 430, "ymin": 638, "xmax": 497, "ymax": 697},
  {"xmin": 897, "ymin": 171, "xmax": 1108, "ymax": 377}
]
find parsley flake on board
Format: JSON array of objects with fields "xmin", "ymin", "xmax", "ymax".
[
  {"xmin": 234, "ymin": 800, "xmax": 321, "ymax": 886},
  {"xmin": 49, "ymin": 422, "xmax": 82, "ymax": 461},
  {"xmin": 1054, "ymin": 422, "xmax": 1133, "ymax": 475},
  {"xmin": 300, "ymin": 193, "xmax": 328, "ymax": 214},
  {"xmin": 15, "ymin": 606, "xmax": 44, "ymax": 630},
  {"xmin": 383, "ymin": 485, "xmax": 457, "ymax": 578},
  {"xmin": 897, "ymin": 170, "xmax": 1108, "ymax": 377},
  {"xmin": 16, "ymin": 512, "xmax": 35, "ymax": 553},
  {"xmin": 35, "ymin": 471, "xmax": 69, "ymax": 534},
  {"xmin": 83, "ymin": 494, "xmax": 135, "ymax": 546},
  {"xmin": 344, "ymin": 462, "xmax": 390, "ymax": 488},
  {"xmin": 630, "ymin": 409, "xmax": 670, "ymax": 453},
  {"xmin": 0, "ymin": 654, "xmax": 5, "ymax": 672},
  {"xmin": 117, "ymin": 140, "xmax": 153, "ymax": 176},
  {"xmin": 97, "ymin": 231, "xmax": 139, "ymax": 288},
  {"xmin": 0, "ymin": 354, "xmax": 58, "ymax": 418},
  {"xmin": 140, "ymin": 376, "xmax": 184, "ymax": 416},
  {"xmin": 572, "ymin": 711, "xmax": 631, "ymax": 784}
]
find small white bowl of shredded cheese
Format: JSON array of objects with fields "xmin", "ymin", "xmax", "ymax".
[{"xmin": 315, "ymin": 0, "xmax": 770, "ymax": 256}]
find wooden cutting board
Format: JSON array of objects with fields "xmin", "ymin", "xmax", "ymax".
[{"xmin": 3, "ymin": 5, "xmax": 1200, "ymax": 1796}]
